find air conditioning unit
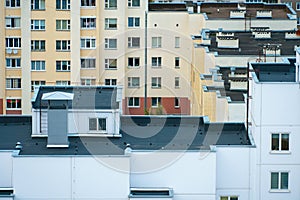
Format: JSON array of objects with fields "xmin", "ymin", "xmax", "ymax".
[{"xmin": 6, "ymin": 48, "xmax": 12, "ymax": 54}]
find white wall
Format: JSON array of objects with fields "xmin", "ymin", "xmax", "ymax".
[
  {"xmin": 130, "ymin": 151, "xmax": 216, "ymax": 200},
  {"xmin": 12, "ymin": 156, "xmax": 129, "ymax": 200},
  {"xmin": 228, "ymin": 103, "xmax": 245, "ymax": 122},
  {"xmin": 216, "ymin": 147, "xmax": 252, "ymax": 200},
  {"xmin": 0, "ymin": 151, "xmax": 13, "ymax": 188}
]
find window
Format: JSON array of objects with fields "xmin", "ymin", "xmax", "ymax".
[
  {"xmin": 105, "ymin": 0, "xmax": 117, "ymax": 9},
  {"xmin": 81, "ymin": 38, "xmax": 96, "ymax": 49},
  {"xmin": 297, "ymin": 2, "xmax": 300, "ymax": 10},
  {"xmin": 128, "ymin": 77, "xmax": 140, "ymax": 88},
  {"xmin": 31, "ymin": 0, "xmax": 45, "ymax": 10},
  {"xmin": 6, "ymin": 0, "xmax": 20, "ymax": 7},
  {"xmin": 152, "ymin": 37, "xmax": 162, "ymax": 48},
  {"xmin": 271, "ymin": 133, "xmax": 289, "ymax": 151},
  {"xmin": 81, "ymin": 79, "xmax": 96, "ymax": 86},
  {"xmin": 105, "ymin": 59, "xmax": 117, "ymax": 69},
  {"xmin": 56, "ymin": 80, "xmax": 70, "ymax": 85},
  {"xmin": 56, "ymin": 0, "xmax": 70, "ymax": 9},
  {"xmin": 175, "ymin": 77, "xmax": 180, "ymax": 88},
  {"xmin": 5, "ymin": 38, "xmax": 21, "ymax": 48},
  {"xmin": 128, "ymin": 17, "xmax": 140, "ymax": 27},
  {"xmin": 31, "ymin": 40, "xmax": 45, "ymax": 51},
  {"xmin": 128, "ymin": 97, "xmax": 140, "ymax": 107},
  {"xmin": 152, "ymin": 57, "xmax": 162, "ymax": 67},
  {"xmin": 81, "ymin": 58, "xmax": 96, "ymax": 69},
  {"xmin": 128, "ymin": 57, "xmax": 140, "ymax": 67},
  {"xmin": 271, "ymin": 172, "xmax": 289, "ymax": 190},
  {"xmin": 220, "ymin": 196, "xmax": 238, "ymax": 200},
  {"xmin": 105, "ymin": 79, "xmax": 117, "ymax": 86},
  {"xmin": 128, "ymin": 37, "xmax": 140, "ymax": 48},
  {"xmin": 175, "ymin": 37, "xmax": 180, "ymax": 48},
  {"xmin": 31, "ymin": 20, "xmax": 45, "ymax": 30},
  {"xmin": 151, "ymin": 97, "xmax": 161, "ymax": 107},
  {"xmin": 6, "ymin": 99, "xmax": 21, "ymax": 109},
  {"xmin": 81, "ymin": 0, "xmax": 95, "ymax": 6},
  {"xmin": 31, "ymin": 61, "xmax": 46, "ymax": 71},
  {"xmin": 152, "ymin": 77, "xmax": 162, "ymax": 88},
  {"xmin": 105, "ymin": 18, "xmax": 117, "ymax": 29},
  {"xmin": 6, "ymin": 58, "xmax": 21, "ymax": 68},
  {"xmin": 6, "ymin": 78, "xmax": 21, "ymax": 89},
  {"xmin": 5, "ymin": 17, "xmax": 21, "ymax": 28},
  {"xmin": 81, "ymin": 17, "xmax": 96, "ymax": 29},
  {"xmin": 56, "ymin": 40, "xmax": 70, "ymax": 51},
  {"xmin": 105, "ymin": 38, "xmax": 117, "ymax": 49},
  {"xmin": 56, "ymin": 61, "xmax": 70, "ymax": 71},
  {"xmin": 89, "ymin": 118, "xmax": 106, "ymax": 131},
  {"xmin": 174, "ymin": 97, "xmax": 180, "ymax": 108},
  {"xmin": 31, "ymin": 80, "xmax": 45, "ymax": 91},
  {"xmin": 298, "ymin": 17, "xmax": 300, "ymax": 25},
  {"xmin": 175, "ymin": 57, "xmax": 180, "ymax": 68},
  {"xmin": 56, "ymin": 20, "xmax": 70, "ymax": 31},
  {"xmin": 128, "ymin": 0, "xmax": 140, "ymax": 7}
]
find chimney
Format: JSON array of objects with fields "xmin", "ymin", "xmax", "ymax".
[{"xmin": 42, "ymin": 92, "xmax": 74, "ymax": 148}]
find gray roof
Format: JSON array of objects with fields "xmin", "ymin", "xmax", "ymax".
[
  {"xmin": 32, "ymin": 86, "xmax": 119, "ymax": 110},
  {"xmin": 0, "ymin": 116, "xmax": 251, "ymax": 156},
  {"xmin": 206, "ymin": 31, "xmax": 300, "ymax": 56},
  {"xmin": 251, "ymin": 58, "xmax": 296, "ymax": 82}
]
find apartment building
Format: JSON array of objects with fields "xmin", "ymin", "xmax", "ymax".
[{"xmin": 1, "ymin": 0, "xmax": 208, "ymax": 116}]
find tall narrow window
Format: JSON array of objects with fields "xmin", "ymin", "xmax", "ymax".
[
  {"xmin": 105, "ymin": 0, "xmax": 117, "ymax": 9},
  {"xmin": 175, "ymin": 57, "xmax": 180, "ymax": 68},
  {"xmin": 151, "ymin": 57, "xmax": 162, "ymax": 67},
  {"xmin": 175, "ymin": 37, "xmax": 180, "ymax": 48},
  {"xmin": 152, "ymin": 37, "xmax": 162, "ymax": 48},
  {"xmin": 128, "ymin": 0, "xmax": 140, "ymax": 7},
  {"xmin": 105, "ymin": 18, "xmax": 117, "ymax": 29},
  {"xmin": 151, "ymin": 77, "xmax": 161, "ymax": 88},
  {"xmin": 175, "ymin": 77, "xmax": 180, "ymax": 88},
  {"xmin": 174, "ymin": 97, "xmax": 180, "ymax": 108},
  {"xmin": 128, "ymin": 17, "xmax": 140, "ymax": 27}
]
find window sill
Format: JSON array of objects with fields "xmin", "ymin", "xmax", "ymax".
[
  {"xmin": 128, "ymin": 86, "xmax": 140, "ymax": 89},
  {"xmin": 128, "ymin": 106, "xmax": 140, "ymax": 108},
  {"xmin": 105, "ymin": 28, "xmax": 117, "ymax": 30},
  {"xmin": 6, "ymin": 67, "xmax": 21, "ymax": 69},
  {"xmin": 56, "ymin": 9, "xmax": 70, "ymax": 11},
  {"xmin": 80, "ymin": 28, "xmax": 96, "ymax": 30},
  {"xmin": 31, "ymin": 70, "xmax": 46, "ymax": 72},
  {"xmin": 80, "ymin": 6, "xmax": 96, "ymax": 9},
  {"xmin": 175, "ymin": 106, "xmax": 180, "ymax": 109},
  {"xmin": 5, "ymin": 27, "xmax": 21, "ymax": 30},
  {"xmin": 128, "ymin": 6, "xmax": 141, "ymax": 9},
  {"xmin": 31, "ymin": 50, "xmax": 46, "ymax": 52},
  {"xmin": 269, "ymin": 151, "xmax": 291, "ymax": 155},
  {"xmin": 105, "ymin": 48, "xmax": 117, "ymax": 50},
  {"xmin": 152, "ymin": 46, "xmax": 162, "ymax": 48},
  {"xmin": 6, "ymin": 108, "xmax": 22, "ymax": 110},
  {"xmin": 128, "ymin": 27, "xmax": 140, "ymax": 29},
  {"xmin": 269, "ymin": 189, "xmax": 290, "ymax": 193},
  {"xmin": 80, "ymin": 48, "xmax": 96, "ymax": 50},
  {"xmin": 105, "ymin": 68, "xmax": 117, "ymax": 70},
  {"xmin": 6, "ymin": 88, "xmax": 21, "ymax": 90},
  {"xmin": 31, "ymin": 9, "xmax": 46, "ymax": 11},
  {"xmin": 151, "ymin": 87, "xmax": 162, "ymax": 89},
  {"xmin": 56, "ymin": 50, "xmax": 71, "ymax": 52},
  {"xmin": 81, "ymin": 68, "xmax": 96, "ymax": 70},
  {"xmin": 56, "ymin": 29, "xmax": 70, "ymax": 31},
  {"xmin": 56, "ymin": 71, "xmax": 71, "ymax": 72},
  {"xmin": 175, "ymin": 86, "xmax": 180, "ymax": 89},
  {"xmin": 128, "ymin": 66, "xmax": 140, "ymax": 69},
  {"xmin": 104, "ymin": 8, "xmax": 118, "ymax": 10},
  {"xmin": 151, "ymin": 66, "xmax": 162, "ymax": 69},
  {"xmin": 128, "ymin": 46, "xmax": 141, "ymax": 48},
  {"xmin": 175, "ymin": 67, "xmax": 180, "ymax": 69},
  {"xmin": 31, "ymin": 30, "xmax": 46, "ymax": 31}
]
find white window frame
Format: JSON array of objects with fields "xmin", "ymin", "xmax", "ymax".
[
  {"xmin": 105, "ymin": 18, "xmax": 117, "ymax": 30},
  {"xmin": 81, "ymin": 78, "xmax": 96, "ymax": 86},
  {"xmin": 6, "ymin": 78, "xmax": 21, "ymax": 89},
  {"xmin": 31, "ymin": 80, "xmax": 45, "ymax": 91},
  {"xmin": 56, "ymin": 60, "xmax": 71, "ymax": 72},
  {"xmin": 31, "ymin": 0, "xmax": 45, "ymax": 10},
  {"xmin": 6, "ymin": 0, "xmax": 20, "ymax": 7},
  {"xmin": 128, "ymin": 97, "xmax": 140, "ymax": 107},
  {"xmin": 6, "ymin": 58, "xmax": 21, "ymax": 68},
  {"xmin": 152, "ymin": 37, "xmax": 162, "ymax": 48},
  {"xmin": 31, "ymin": 60, "xmax": 46, "ymax": 71},
  {"xmin": 151, "ymin": 97, "xmax": 161, "ymax": 107},
  {"xmin": 175, "ymin": 36, "xmax": 180, "ymax": 48},
  {"xmin": 270, "ymin": 171, "xmax": 289, "ymax": 192},
  {"xmin": 105, "ymin": 38, "xmax": 117, "ymax": 49},
  {"xmin": 89, "ymin": 118, "xmax": 107, "ymax": 132},
  {"xmin": 105, "ymin": 79, "xmax": 117, "ymax": 86},
  {"xmin": 270, "ymin": 133, "xmax": 290, "ymax": 153},
  {"xmin": 175, "ymin": 77, "xmax": 180, "ymax": 88},
  {"xmin": 31, "ymin": 40, "xmax": 45, "ymax": 51},
  {"xmin": 175, "ymin": 57, "xmax": 180, "ymax": 68},
  {"xmin": 56, "ymin": 0, "xmax": 70, "ymax": 10},
  {"xmin": 105, "ymin": 0, "xmax": 117, "ymax": 9},
  {"xmin": 31, "ymin": 20, "xmax": 45, "ymax": 30},
  {"xmin": 128, "ymin": 57, "xmax": 140, "ymax": 68},
  {"xmin": 5, "ymin": 17, "xmax": 21, "ymax": 28},
  {"xmin": 174, "ymin": 97, "xmax": 180, "ymax": 108},
  {"xmin": 80, "ymin": 38, "xmax": 96, "ymax": 49},
  {"xmin": 56, "ymin": 40, "xmax": 71, "ymax": 51},
  {"xmin": 151, "ymin": 77, "xmax": 162, "ymax": 89},
  {"xmin": 128, "ymin": 17, "xmax": 140, "ymax": 28},
  {"xmin": 128, "ymin": 0, "xmax": 140, "ymax": 7},
  {"xmin": 81, "ymin": 0, "xmax": 96, "ymax": 6},
  {"xmin": 56, "ymin": 80, "xmax": 70, "ymax": 85},
  {"xmin": 128, "ymin": 37, "xmax": 140, "ymax": 48},
  {"xmin": 80, "ymin": 17, "xmax": 96, "ymax": 29},
  {"xmin": 105, "ymin": 59, "xmax": 117, "ymax": 70},
  {"xmin": 81, "ymin": 58, "xmax": 96, "ymax": 69},
  {"xmin": 151, "ymin": 57, "xmax": 162, "ymax": 67},
  {"xmin": 5, "ymin": 37, "xmax": 21, "ymax": 48},
  {"xmin": 6, "ymin": 98, "xmax": 22, "ymax": 110},
  {"xmin": 56, "ymin": 19, "xmax": 70, "ymax": 31},
  {"xmin": 128, "ymin": 77, "xmax": 140, "ymax": 88}
]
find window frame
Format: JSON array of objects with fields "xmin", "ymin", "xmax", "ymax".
[
  {"xmin": 56, "ymin": 80, "xmax": 70, "ymax": 86},
  {"xmin": 6, "ymin": 58, "xmax": 21, "ymax": 68},
  {"xmin": 296, "ymin": 2, "xmax": 300, "ymax": 10},
  {"xmin": 128, "ymin": 57, "xmax": 140, "ymax": 68},
  {"xmin": 105, "ymin": 38, "xmax": 117, "ymax": 49},
  {"xmin": 31, "ymin": 60, "xmax": 46, "ymax": 71},
  {"xmin": 151, "ymin": 57, "xmax": 162, "ymax": 67},
  {"xmin": 105, "ymin": 59, "xmax": 117, "ymax": 70},
  {"xmin": 128, "ymin": 0, "xmax": 140, "ymax": 7},
  {"xmin": 128, "ymin": 77, "xmax": 140, "ymax": 88},
  {"xmin": 81, "ymin": 0, "xmax": 96, "ymax": 7},
  {"xmin": 6, "ymin": 78, "xmax": 21, "ymax": 89},
  {"xmin": 31, "ymin": 0, "xmax": 45, "ymax": 10},
  {"xmin": 31, "ymin": 19, "xmax": 45, "ymax": 31},
  {"xmin": 6, "ymin": 98, "xmax": 22, "ymax": 110},
  {"xmin": 151, "ymin": 77, "xmax": 162, "ymax": 89},
  {"xmin": 174, "ymin": 97, "xmax": 180, "ymax": 108},
  {"xmin": 56, "ymin": 60, "xmax": 71, "ymax": 72},
  {"xmin": 5, "ymin": 37, "xmax": 21, "ymax": 49},
  {"xmin": 270, "ymin": 171, "xmax": 289, "ymax": 192},
  {"xmin": 152, "ymin": 36, "xmax": 162, "ymax": 48},
  {"xmin": 56, "ymin": 19, "xmax": 70, "ymax": 31},
  {"xmin": 220, "ymin": 196, "xmax": 239, "ymax": 200},
  {"xmin": 56, "ymin": 0, "xmax": 71, "ymax": 10},
  {"xmin": 128, "ymin": 17, "xmax": 140, "ymax": 28},
  {"xmin": 81, "ymin": 58, "xmax": 96, "ymax": 69},
  {"xmin": 105, "ymin": 18, "xmax": 117, "ymax": 30},
  {"xmin": 6, "ymin": 0, "xmax": 20, "ymax": 7},
  {"xmin": 151, "ymin": 97, "xmax": 161, "ymax": 108},
  {"xmin": 56, "ymin": 40, "xmax": 71, "ymax": 51},
  {"xmin": 5, "ymin": 17, "xmax": 21, "ymax": 28},
  {"xmin": 89, "ymin": 118, "xmax": 107, "ymax": 132},
  {"xmin": 31, "ymin": 80, "xmax": 46, "ymax": 91},
  {"xmin": 80, "ymin": 38, "xmax": 96, "ymax": 49},
  {"xmin": 105, "ymin": 0, "xmax": 117, "ymax": 9},
  {"xmin": 175, "ymin": 36, "xmax": 180, "ymax": 48},
  {"xmin": 175, "ymin": 77, "xmax": 180, "ymax": 88},
  {"xmin": 175, "ymin": 57, "xmax": 180, "ymax": 68},
  {"xmin": 81, "ymin": 78, "xmax": 96, "ymax": 86},
  {"xmin": 128, "ymin": 37, "xmax": 140, "ymax": 48},
  {"xmin": 128, "ymin": 97, "xmax": 140, "ymax": 108},
  {"xmin": 31, "ymin": 40, "xmax": 46, "ymax": 51},
  {"xmin": 270, "ymin": 132, "xmax": 290, "ymax": 153},
  {"xmin": 105, "ymin": 79, "xmax": 117, "ymax": 86},
  {"xmin": 80, "ymin": 17, "xmax": 96, "ymax": 29}
]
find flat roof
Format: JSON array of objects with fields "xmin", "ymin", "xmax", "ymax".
[
  {"xmin": 200, "ymin": 3, "xmax": 292, "ymax": 19},
  {"xmin": 206, "ymin": 31, "xmax": 300, "ymax": 56},
  {"xmin": 251, "ymin": 58, "xmax": 296, "ymax": 82},
  {"xmin": 0, "ymin": 115, "xmax": 251, "ymax": 156}
]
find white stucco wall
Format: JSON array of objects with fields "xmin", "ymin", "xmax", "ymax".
[
  {"xmin": 0, "ymin": 151, "xmax": 13, "ymax": 188},
  {"xmin": 228, "ymin": 103, "xmax": 245, "ymax": 122}
]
